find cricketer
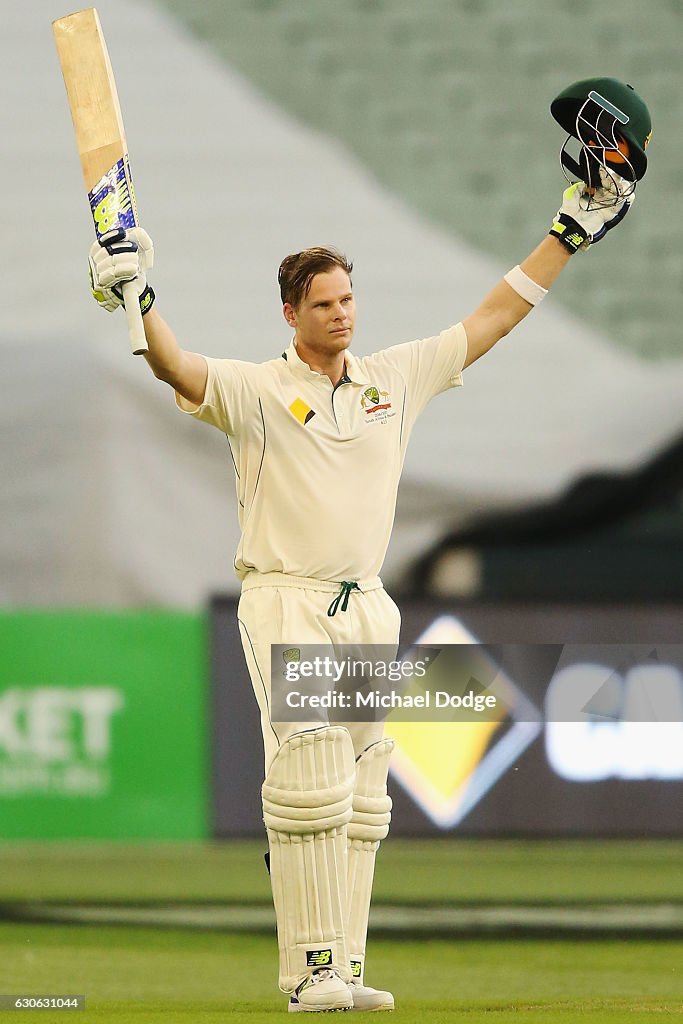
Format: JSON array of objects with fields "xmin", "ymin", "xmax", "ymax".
[{"xmin": 87, "ymin": 78, "xmax": 650, "ymax": 1013}]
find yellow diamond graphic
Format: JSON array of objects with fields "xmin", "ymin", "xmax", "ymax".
[{"xmin": 388, "ymin": 616, "xmax": 541, "ymax": 828}]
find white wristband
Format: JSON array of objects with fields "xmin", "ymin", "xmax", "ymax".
[{"xmin": 503, "ymin": 265, "xmax": 548, "ymax": 306}]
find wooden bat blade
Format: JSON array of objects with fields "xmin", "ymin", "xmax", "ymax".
[
  {"xmin": 53, "ymin": 8, "xmax": 127, "ymax": 193},
  {"xmin": 53, "ymin": 7, "xmax": 147, "ymax": 355}
]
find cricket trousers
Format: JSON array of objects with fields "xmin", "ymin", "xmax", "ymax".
[
  {"xmin": 237, "ymin": 571, "xmax": 401, "ymax": 769},
  {"xmin": 237, "ymin": 572, "xmax": 401, "ymax": 994}
]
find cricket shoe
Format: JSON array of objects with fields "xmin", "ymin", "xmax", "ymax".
[
  {"xmin": 348, "ymin": 981, "xmax": 394, "ymax": 1012},
  {"xmin": 288, "ymin": 969, "xmax": 353, "ymax": 1013}
]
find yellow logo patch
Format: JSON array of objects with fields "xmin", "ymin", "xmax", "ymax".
[{"xmin": 289, "ymin": 398, "xmax": 315, "ymax": 425}]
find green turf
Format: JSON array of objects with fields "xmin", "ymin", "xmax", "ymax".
[
  {"xmin": 1, "ymin": 841, "xmax": 681, "ymax": 1021},
  {"xmin": 1, "ymin": 839, "xmax": 682, "ymax": 904},
  {"xmin": 0, "ymin": 925, "xmax": 681, "ymax": 1022}
]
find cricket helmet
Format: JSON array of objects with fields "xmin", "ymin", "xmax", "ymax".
[{"xmin": 551, "ymin": 77, "xmax": 652, "ymax": 195}]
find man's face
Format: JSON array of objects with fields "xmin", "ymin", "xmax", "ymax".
[{"xmin": 284, "ymin": 267, "xmax": 356, "ymax": 357}]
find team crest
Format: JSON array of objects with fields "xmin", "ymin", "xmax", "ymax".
[{"xmin": 361, "ymin": 386, "xmax": 391, "ymax": 412}]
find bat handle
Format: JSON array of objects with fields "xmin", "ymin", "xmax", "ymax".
[{"xmin": 122, "ymin": 281, "xmax": 149, "ymax": 355}]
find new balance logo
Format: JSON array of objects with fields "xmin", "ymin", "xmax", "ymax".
[{"xmin": 306, "ymin": 948, "xmax": 332, "ymax": 967}]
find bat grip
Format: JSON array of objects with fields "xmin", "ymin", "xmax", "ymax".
[{"xmin": 122, "ymin": 281, "xmax": 149, "ymax": 355}]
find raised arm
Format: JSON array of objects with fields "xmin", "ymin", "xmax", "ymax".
[
  {"xmin": 139, "ymin": 307, "xmax": 207, "ymax": 406},
  {"xmin": 462, "ymin": 236, "xmax": 569, "ymax": 368},
  {"xmin": 462, "ymin": 177, "xmax": 633, "ymax": 369},
  {"xmin": 88, "ymin": 227, "xmax": 207, "ymax": 405}
]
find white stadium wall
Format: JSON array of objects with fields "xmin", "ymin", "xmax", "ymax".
[{"xmin": 2, "ymin": 2, "xmax": 683, "ymax": 608}]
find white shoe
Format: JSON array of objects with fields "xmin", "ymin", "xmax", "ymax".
[
  {"xmin": 348, "ymin": 981, "xmax": 394, "ymax": 1012},
  {"xmin": 288, "ymin": 969, "xmax": 353, "ymax": 1013}
]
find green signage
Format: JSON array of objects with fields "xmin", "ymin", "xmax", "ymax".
[{"xmin": 0, "ymin": 612, "xmax": 208, "ymax": 839}]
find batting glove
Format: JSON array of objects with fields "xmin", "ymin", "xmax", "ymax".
[
  {"xmin": 89, "ymin": 227, "xmax": 156, "ymax": 315},
  {"xmin": 549, "ymin": 171, "xmax": 634, "ymax": 254}
]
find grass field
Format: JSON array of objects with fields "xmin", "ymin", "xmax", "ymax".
[{"xmin": 1, "ymin": 840, "xmax": 681, "ymax": 1022}]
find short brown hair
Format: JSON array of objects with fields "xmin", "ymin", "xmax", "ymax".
[{"xmin": 278, "ymin": 246, "xmax": 353, "ymax": 309}]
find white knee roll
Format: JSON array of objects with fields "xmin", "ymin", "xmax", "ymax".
[
  {"xmin": 263, "ymin": 726, "xmax": 356, "ymax": 993},
  {"xmin": 263, "ymin": 726, "xmax": 355, "ymax": 833},
  {"xmin": 347, "ymin": 737, "xmax": 394, "ymax": 843}
]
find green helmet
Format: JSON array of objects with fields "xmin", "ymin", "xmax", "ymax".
[{"xmin": 551, "ymin": 77, "xmax": 652, "ymax": 182}]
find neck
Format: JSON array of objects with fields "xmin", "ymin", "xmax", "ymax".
[{"xmin": 294, "ymin": 340, "xmax": 346, "ymax": 386}]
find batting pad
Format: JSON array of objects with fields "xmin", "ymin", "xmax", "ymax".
[
  {"xmin": 262, "ymin": 726, "xmax": 356, "ymax": 993},
  {"xmin": 346, "ymin": 737, "xmax": 394, "ymax": 985}
]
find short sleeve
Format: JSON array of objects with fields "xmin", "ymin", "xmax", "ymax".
[
  {"xmin": 174, "ymin": 356, "xmax": 252, "ymax": 435},
  {"xmin": 367, "ymin": 322, "xmax": 468, "ymax": 417}
]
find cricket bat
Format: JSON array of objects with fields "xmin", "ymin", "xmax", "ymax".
[{"xmin": 53, "ymin": 7, "xmax": 148, "ymax": 355}]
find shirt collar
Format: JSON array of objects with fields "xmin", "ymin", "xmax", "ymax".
[
  {"xmin": 343, "ymin": 348, "xmax": 371, "ymax": 386},
  {"xmin": 283, "ymin": 339, "xmax": 370, "ymax": 386}
]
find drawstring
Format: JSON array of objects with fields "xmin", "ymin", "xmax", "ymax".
[{"xmin": 327, "ymin": 581, "xmax": 360, "ymax": 616}]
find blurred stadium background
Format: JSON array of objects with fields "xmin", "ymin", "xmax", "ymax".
[{"xmin": 1, "ymin": 0, "xmax": 682, "ymax": 1020}]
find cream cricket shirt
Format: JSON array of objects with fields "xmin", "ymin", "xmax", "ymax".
[{"xmin": 176, "ymin": 323, "xmax": 467, "ymax": 582}]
